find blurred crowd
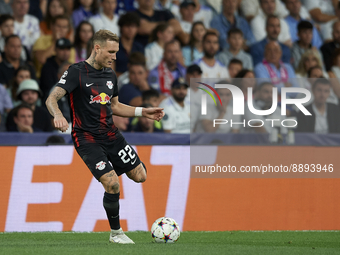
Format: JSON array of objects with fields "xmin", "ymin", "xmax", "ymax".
[{"xmin": 1, "ymin": 0, "xmax": 340, "ymax": 137}]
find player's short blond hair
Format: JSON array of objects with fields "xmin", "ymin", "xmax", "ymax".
[{"xmin": 92, "ymin": 29, "xmax": 119, "ymax": 47}]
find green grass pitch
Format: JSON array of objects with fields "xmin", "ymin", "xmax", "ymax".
[{"xmin": 1, "ymin": 231, "xmax": 340, "ymax": 255}]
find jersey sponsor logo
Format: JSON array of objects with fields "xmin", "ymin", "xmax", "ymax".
[
  {"xmin": 62, "ymin": 71, "xmax": 68, "ymax": 78},
  {"xmin": 95, "ymin": 161, "xmax": 106, "ymax": 171},
  {"xmin": 106, "ymin": 81, "xmax": 113, "ymax": 89},
  {"xmin": 58, "ymin": 71, "xmax": 68, "ymax": 84},
  {"xmin": 86, "ymin": 83, "xmax": 94, "ymax": 87},
  {"xmin": 89, "ymin": 93, "xmax": 112, "ymax": 105}
]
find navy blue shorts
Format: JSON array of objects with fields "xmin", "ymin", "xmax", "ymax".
[{"xmin": 75, "ymin": 135, "xmax": 141, "ymax": 180}]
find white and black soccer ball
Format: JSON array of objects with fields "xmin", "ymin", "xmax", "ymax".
[{"xmin": 151, "ymin": 217, "xmax": 180, "ymax": 243}]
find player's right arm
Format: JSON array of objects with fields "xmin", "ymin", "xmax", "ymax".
[{"xmin": 46, "ymin": 87, "xmax": 69, "ymax": 132}]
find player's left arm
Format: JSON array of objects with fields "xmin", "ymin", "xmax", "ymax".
[{"xmin": 110, "ymin": 96, "xmax": 165, "ymax": 121}]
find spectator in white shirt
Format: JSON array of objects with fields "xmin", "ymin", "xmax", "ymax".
[
  {"xmin": 179, "ymin": 0, "xmax": 196, "ymax": 33},
  {"xmin": 145, "ymin": 22, "xmax": 174, "ymax": 71},
  {"xmin": 194, "ymin": 31, "xmax": 230, "ymax": 79},
  {"xmin": 196, "ymin": 86, "xmax": 241, "ymax": 134},
  {"xmin": 240, "ymin": 0, "xmax": 289, "ymax": 21},
  {"xmin": 88, "ymin": 0, "xmax": 120, "ymax": 35},
  {"xmin": 159, "ymin": 77, "xmax": 191, "ymax": 133},
  {"xmin": 303, "ymin": 0, "xmax": 339, "ymax": 41},
  {"xmin": 12, "ymin": 0, "xmax": 40, "ymax": 51},
  {"xmin": 251, "ymin": 0, "xmax": 292, "ymax": 47}
]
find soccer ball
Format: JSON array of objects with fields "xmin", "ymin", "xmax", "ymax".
[{"xmin": 151, "ymin": 217, "xmax": 180, "ymax": 243}]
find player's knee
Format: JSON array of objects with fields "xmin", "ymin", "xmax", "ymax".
[{"xmin": 110, "ymin": 181, "xmax": 120, "ymax": 193}]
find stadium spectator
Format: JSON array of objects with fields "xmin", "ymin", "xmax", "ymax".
[
  {"xmin": 72, "ymin": 0, "xmax": 99, "ymax": 28},
  {"xmin": 296, "ymin": 78, "xmax": 340, "ymax": 133},
  {"xmin": 234, "ymin": 69, "xmax": 257, "ymax": 101},
  {"xmin": 196, "ymin": 86, "xmax": 241, "ymax": 133},
  {"xmin": 28, "ymin": 0, "xmax": 45, "ymax": 21},
  {"xmin": 284, "ymin": 0, "xmax": 323, "ymax": 49},
  {"xmin": 170, "ymin": 0, "xmax": 213, "ymax": 29},
  {"xmin": 0, "ymin": 35, "xmax": 36, "ymax": 86},
  {"xmin": 296, "ymin": 49, "xmax": 327, "ymax": 78},
  {"xmin": 6, "ymin": 65, "xmax": 31, "ymax": 106},
  {"xmin": 178, "ymin": 0, "xmax": 196, "ymax": 33},
  {"xmin": 32, "ymin": 15, "xmax": 75, "ymax": 78},
  {"xmin": 74, "ymin": 21, "xmax": 94, "ymax": 63},
  {"xmin": 240, "ymin": 0, "xmax": 288, "ymax": 21},
  {"xmin": 145, "ymin": 22, "xmax": 174, "ymax": 71},
  {"xmin": 39, "ymin": 0, "xmax": 70, "ymax": 37},
  {"xmin": 159, "ymin": 77, "xmax": 190, "ymax": 133},
  {"xmin": 148, "ymin": 40, "xmax": 186, "ymax": 95},
  {"xmin": 308, "ymin": 65, "xmax": 324, "ymax": 78},
  {"xmin": 0, "ymin": 0, "xmax": 12, "ymax": 15},
  {"xmin": 0, "ymin": 14, "xmax": 30, "ymax": 62},
  {"xmin": 320, "ymin": 21, "xmax": 340, "ymax": 71},
  {"xmin": 210, "ymin": 0, "xmax": 255, "ymax": 50},
  {"xmin": 119, "ymin": 58, "xmax": 151, "ymax": 106},
  {"xmin": 11, "ymin": 103, "xmax": 38, "ymax": 133},
  {"xmin": 12, "ymin": 0, "xmax": 41, "ymax": 51},
  {"xmin": 251, "ymin": 0, "xmax": 292, "ymax": 46},
  {"xmin": 303, "ymin": 0, "xmax": 338, "ymax": 41},
  {"xmin": 194, "ymin": 32, "xmax": 229, "ymax": 79},
  {"xmin": 115, "ymin": 12, "xmax": 143, "ymax": 76},
  {"xmin": 245, "ymin": 82, "xmax": 285, "ymax": 135},
  {"xmin": 88, "ymin": 0, "xmax": 120, "ymax": 34},
  {"xmin": 6, "ymin": 79, "xmax": 53, "ymax": 132},
  {"xmin": 182, "ymin": 21, "xmax": 205, "ymax": 66},
  {"xmin": 0, "ymin": 83, "xmax": 13, "ymax": 131},
  {"xmin": 228, "ymin": 59, "xmax": 243, "ymax": 78},
  {"xmin": 254, "ymin": 41, "xmax": 297, "ymax": 91},
  {"xmin": 129, "ymin": 103, "xmax": 164, "ymax": 132},
  {"xmin": 217, "ymin": 28, "xmax": 253, "ymax": 70},
  {"xmin": 250, "ymin": 15, "xmax": 291, "ymax": 66},
  {"xmin": 142, "ymin": 89, "xmax": 160, "ymax": 107},
  {"xmin": 134, "ymin": 0, "xmax": 189, "ymax": 47},
  {"xmin": 40, "ymin": 38, "xmax": 72, "ymax": 104},
  {"xmin": 291, "ymin": 21, "xmax": 323, "ymax": 70}
]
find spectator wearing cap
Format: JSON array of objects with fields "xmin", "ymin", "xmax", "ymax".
[
  {"xmin": 0, "ymin": 35, "xmax": 36, "ymax": 86},
  {"xmin": 217, "ymin": 28, "xmax": 253, "ymax": 71},
  {"xmin": 40, "ymin": 38, "xmax": 72, "ymax": 104},
  {"xmin": 254, "ymin": 41, "xmax": 297, "ymax": 92},
  {"xmin": 210, "ymin": 0, "xmax": 256, "ymax": 50},
  {"xmin": 291, "ymin": 21, "xmax": 324, "ymax": 70},
  {"xmin": 129, "ymin": 103, "xmax": 164, "ymax": 133},
  {"xmin": 196, "ymin": 86, "xmax": 242, "ymax": 134},
  {"xmin": 250, "ymin": 15, "xmax": 291, "ymax": 66},
  {"xmin": 185, "ymin": 64, "xmax": 202, "ymax": 132},
  {"xmin": 194, "ymin": 32, "xmax": 230, "ymax": 79},
  {"xmin": 250, "ymin": 0, "xmax": 292, "ymax": 47},
  {"xmin": 159, "ymin": 77, "xmax": 190, "ymax": 133},
  {"xmin": 115, "ymin": 12, "xmax": 144, "ymax": 76},
  {"xmin": 284, "ymin": 0, "xmax": 322, "ymax": 49},
  {"xmin": 148, "ymin": 40, "xmax": 186, "ymax": 96},
  {"xmin": 12, "ymin": 0, "xmax": 41, "ymax": 51},
  {"xmin": 10, "ymin": 103, "xmax": 41, "ymax": 133},
  {"xmin": 296, "ymin": 78, "xmax": 340, "ymax": 133},
  {"xmin": 0, "ymin": 14, "xmax": 30, "ymax": 62},
  {"xmin": 6, "ymin": 79, "xmax": 54, "ymax": 132},
  {"xmin": 0, "ymin": 83, "xmax": 13, "ymax": 131},
  {"xmin": 32, "ymin": 14, "xmax": 75, "ymax": 78},
  {"xmin": 88, "ymin": 0, "xmax": 120, "ymax": 35},
  {"xmin": 178, "ymin": 0, "xmax": 196, "ymax": 33}
]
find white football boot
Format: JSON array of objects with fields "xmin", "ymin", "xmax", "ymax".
[{"xmin": 109, "ymin": 228, "xmax": 135, "ymax": 244}]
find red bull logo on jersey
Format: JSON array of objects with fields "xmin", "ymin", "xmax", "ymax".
[{"xmin": 89, "ymin": 93, "xmax": 111, "ymax": 105}]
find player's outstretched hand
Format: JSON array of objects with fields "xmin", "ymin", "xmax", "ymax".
[
  {"xmin": 142, "ymin": 107, "xmax": 165, "ymax": 121},
  {"xmin": 54, "ymin": 114, "xmax": 69, "ymax": 132}
]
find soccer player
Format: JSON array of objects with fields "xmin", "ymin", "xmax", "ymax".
[{"xmin": 45, "ymin": 29, "xmax": 164, "ymax": 244}]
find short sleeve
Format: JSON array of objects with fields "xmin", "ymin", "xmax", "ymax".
[
  {"xmin": 56, "ymin": 65, "xmax": 79, "ymax": 94},
  {"xmin": 304, "ymin": 0, "xmax": 319, "ymax": 11}
]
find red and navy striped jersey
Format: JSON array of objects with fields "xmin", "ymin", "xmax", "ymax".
[{"xmin": 56, "ymin": 61, "xmax": 119, "ymax": 146}]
